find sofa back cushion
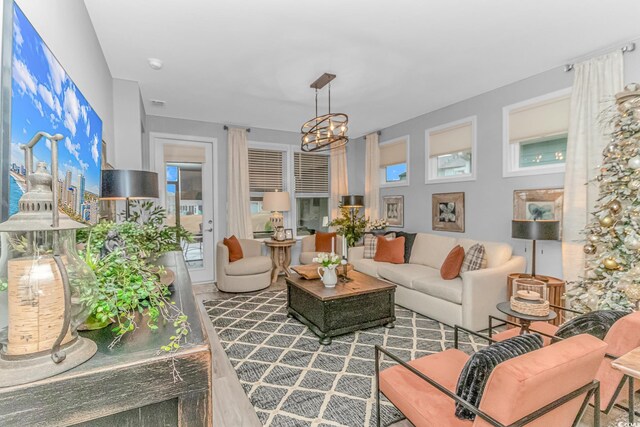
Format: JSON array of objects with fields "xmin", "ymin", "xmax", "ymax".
[
  {"xmin": 409, "ymin": 233, "xmax": 457, "ymax": 268},
  {"xmin": 458, "ymin": 238, "xmax": 512, "ymax": 268}
]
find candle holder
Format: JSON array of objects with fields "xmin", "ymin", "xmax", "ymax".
[{"xmin": 510, "ymin": 278, "xmax": 549, "ymax": 316}]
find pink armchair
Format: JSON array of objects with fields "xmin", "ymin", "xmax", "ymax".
[{"xmin": 375, "ymin": 334, "xmax": 607, "ymax": 427}]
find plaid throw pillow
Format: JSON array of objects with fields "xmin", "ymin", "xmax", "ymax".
[
  {"xmin": 460, "ymin": 244, "xmax": 486, "ymax": 272},
  {"xmin": 364, "ymin": 233, "xmax": 395, "ymax": 259}
]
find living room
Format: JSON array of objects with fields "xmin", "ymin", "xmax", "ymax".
[{"xmin": 1, "ymin": 1, "xmax": 640, "ymax": 426}]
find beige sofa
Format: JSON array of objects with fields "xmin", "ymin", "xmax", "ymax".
[
  {"xmin": 216, "ymin": 239, "xmax": 271, "ymax": 292},
  {"xmin": 348, "ymin": 233, "xmax": 526, "ymax": 330},
  {"xmin": 299, "ymin": 234, "xmax": 344, "ymax": 265}
]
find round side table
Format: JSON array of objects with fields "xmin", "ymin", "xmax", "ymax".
[
  {"xmin": 496, "ymin": 301, "xmax": 557, "ymax": 335},
  {"xmin": 264, "ymin": 239, "xmax": 296, "ymax": 284}
]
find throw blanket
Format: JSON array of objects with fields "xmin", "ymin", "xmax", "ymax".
[
  {"xmin": 455, "ymin": 334, "xmax": 544, "ymax": 420},
  {"xmin": 553, "ymin": 310, "xmax": 629, "ymax": 343}
]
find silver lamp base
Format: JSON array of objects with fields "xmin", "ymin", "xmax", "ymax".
[{"xmin": 0, "ymin": 337, "xmax": 97, "ymax": 387}]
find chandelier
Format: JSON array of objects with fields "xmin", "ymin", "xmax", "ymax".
[{"xmin": 301, "ymin": 73, "xmax": 349, "ymax": 152}]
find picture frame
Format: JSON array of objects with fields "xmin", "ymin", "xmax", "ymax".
[
  {"xmin": 513, "ymin": 188, "xmax": 564, "ymax": 231},
  {"xmin": 382, "ymin": 195, "xmax": 404, "ymax": 228},
  {"xmin": 432, "ymin": 192, "xmax": 465, "ymax": 232},
  {"xmin": 284, "ymin": 228, "xmax": 294, "ymax": 240}
]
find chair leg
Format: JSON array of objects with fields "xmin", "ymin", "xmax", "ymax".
[
  {"xmin": 375, "ymin": 347, "xmax": 381, "ymax": 427},
  {"xmin": 594, "ymin": 383, "xmax": 601, "ymax": 427},
  {"xmin": 629, "ymin": 376, "xmax": 635, "ymax": 424}
]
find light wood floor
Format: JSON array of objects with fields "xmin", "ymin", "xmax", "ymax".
[{"xmin": 193, "ymin": 280, "xmax": 624, "ymax": 427}]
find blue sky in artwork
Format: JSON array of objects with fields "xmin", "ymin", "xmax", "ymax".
[
  {"xmin": 10, "ymin": 4, "xmax": 102, "ymax": 195},
  {"xmin": 386, "ymin": 163, "xmax": 407, "ymax": 181}
]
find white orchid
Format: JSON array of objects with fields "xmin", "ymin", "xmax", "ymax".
[{"xmin": 370, "ymin": 219, "xmax": 389, "ymax": 230}]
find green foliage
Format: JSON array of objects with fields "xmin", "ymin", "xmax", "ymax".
[
  {"xmin": 0, "ymin": 280, "xmax": 7, "ymax": 292},
  {"xmin": 78, "ymin": 202, "xmax": 192, "ymax": 353},
  {"xmin": 329, "ymin": 206, "xmax": 369, "ymax": 247}
]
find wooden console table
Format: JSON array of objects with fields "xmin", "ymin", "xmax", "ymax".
[
  {"xmin": 0, "ymin": 252, "xmax": 212, "ymax": 426},
  {"xmin": 507, "ymin": 273, "xmax": 565, "ymax": 328}
]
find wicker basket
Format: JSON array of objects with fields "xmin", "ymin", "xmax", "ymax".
[{"xmin": 510, "ymin": 296, "xmax": 550, "ymax": 317}]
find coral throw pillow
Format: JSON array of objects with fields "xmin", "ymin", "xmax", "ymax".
[
  {"xmin": 315, "ymin": 231, "xmax": 337, "ymax": 252},
  {"xmin": 223, "ymin": 235, "xmax": 244, "ymax": 262},
  {"xmin": 441, "ymin": 245, "xmax": 465, "ymax": 279},
  {"xmin": 374, "ymin": 236, "xmax": 406, "ymax": 264}
]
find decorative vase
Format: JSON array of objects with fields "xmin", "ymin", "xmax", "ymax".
[
  {"xmin": 274, "ymin": 226, "xmax": 286, "ymax": 241},
  {"xmin": 317, "ymin": 265, "xmax": 338, "ymax": 288},
  {"xmin": 369, "ymin": 229, "xmax": 387, "ymax": 236}
]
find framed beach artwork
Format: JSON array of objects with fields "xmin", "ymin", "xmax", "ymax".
[
  {"xmin": 382, "ymin": 195, "xmax": 404, "ymax": 228},
  {"xmin": 432, "ymin": 192, "xmax": 465, "ymax": 232},
  {"xmin": 513, "ymin": 188, "xmax": 564, "ymax": 226}
]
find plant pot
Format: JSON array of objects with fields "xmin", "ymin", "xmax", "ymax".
[
  {"xmin": 78, "ymin": 313, "xmax": 113, "ymax": 331},
  {"xmin": 368, "ymin": 230, "xmax": 387, "ymax": 236}
]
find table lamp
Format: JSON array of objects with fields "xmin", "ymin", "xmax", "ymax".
[
  {"xmin": 263, "ymin": 191, "xmax": 290, "ymax": 228},
  {"xmin": 512, "ymin": 220, "xmax": 560, "ymax": 278},
  {"xmin": 0, "ymin": 132, "xmax": 98, "ymax": 387},
  {"xmin": 100, "ymin": 169, "xmax": 159, "ymax": 220}
]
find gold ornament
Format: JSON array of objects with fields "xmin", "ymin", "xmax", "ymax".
[
  {"xmin": 583, "ymin": 244, "xmax": 597, "ymax": 255},
  {"xmin": 588, "ymin": 234, "xmax": 599, "ymax": 243},
  {"xmin": 603, "ymin": 257, "xmax": 619, "ymax": 270},
  {"xmin": 599, "ymin": 216, "xmax": 614, "ymax": 228},
  {"xmin": 609, "ymin": 200, "xmax": 622, "ymax": 214}
]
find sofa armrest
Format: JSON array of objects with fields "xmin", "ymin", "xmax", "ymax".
[
  {"xmin": 459, "ymin": 255, "xmax": 526, "ymax": 330},
  {"xmin": 301, "ymin": 235, "xmax": 315, "ymax": 253},
  {"xmin": 240, "ymin": 239, "xmax": 263, "ymax": 258},
  {"xmin": 348, "ymin": 245, "xmax": 364, "ymax": 263},
  {"xmin": 216, "ymin": 242, "xmax": 230, "ymax": 286}
]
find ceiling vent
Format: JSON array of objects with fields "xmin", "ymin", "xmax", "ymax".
[{"xmin": 147, "ymin": 58, "xmax": 163, "ymax": 70}]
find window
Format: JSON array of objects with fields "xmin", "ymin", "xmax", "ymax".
[
  {"xmin": 426, "ymin": 117, "xmax": 476, "ymax": 183},
  {"xmin": 503, "ymin": 89, "xmax": 570, "ymax": 177},
  {"xmin": 248, "ymin": 147, "xmax": 285, "ymax": 238},
  {"xmin": 380, "ymin": 137, "xmax": 409, "ymax": 186},
  {"xmin": 294, "ymin": 152, "xmax": 329, "ymax": 236}
]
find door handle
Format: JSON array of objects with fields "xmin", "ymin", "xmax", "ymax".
[{"xmin": 205, "ymin": 228, "xmax": 213, "ymax": 232}]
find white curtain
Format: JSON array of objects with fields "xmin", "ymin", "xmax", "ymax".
[
  {"xmin": 227, "ymin": 128, "xmax": 253, "ymax": 239},
  {"xmin": 330, "ymin": 145, "xmax": 349, "ymax": 219},
  {"xmin": 562, "ymin": 51, "xmax": 624, "ymax": 282},
  {"xmin": 365, "ymin": 132, "xmax": 380, "ymax": 220}
]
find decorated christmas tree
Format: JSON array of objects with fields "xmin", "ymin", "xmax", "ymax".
[{"xmin": 568, "ymin": 83, "xmax": 640, "ymax": 312}]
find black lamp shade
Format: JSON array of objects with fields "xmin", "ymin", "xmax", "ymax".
[
  {"xmin": 512, "ymin": 220, "xmax": 560, "ymax": 241},
  {"xmin": 100, "ymin": 169, "xmax": 159, "ymax": 200},
  {"xmin": 341, "ymin": 195, "xmax": 364, "ymax": 208}
]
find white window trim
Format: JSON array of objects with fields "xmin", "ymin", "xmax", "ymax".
[
  {"xmin": 502, "ymin": 87, "xmax": 571, "ymax": 178},
  {"xmin": 379, "ymin": 135, "xmax": 411, "ymax": 188},
  {"xmin": 291, "ymin": 145, "xmax": 330, "ymax": 238},
  {"xmin": 425, "ymin": 116, "xmax": 477, "ymax": 184}
]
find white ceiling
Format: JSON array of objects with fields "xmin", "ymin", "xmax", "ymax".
[{"xmin": 84, "ymin": 0, "xmax": 640, "ymax": 137}]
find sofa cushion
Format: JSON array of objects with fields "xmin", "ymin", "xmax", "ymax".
[
  {"xmin": 225, "ymin": 256, "xmax": 271, "ymax": 276},
  {"xmin": 378, "ymin": 264, "xmax": 438, "ymax": 289},
  {"xmin": 223, "ymin": 235, "xmax": 244, "ymax": 262},
  {"xmin": 457, "ymin": 238, "xmax": 512, "ymax": 268},
  {"xmin": 412, "ymin": 275, "xmax": 463, "ymax": 304},
  {"xmin": 410, "ymin": 233, "xmax": 458, "ymax": 269},
  {"xmin": 386, "ymin": 231, "xmax": 417, "ymax": 263},
  {"xmin": 364, "ymin": 233, "xmax": 395, "ymax": 259},
  {"xmin": 315, "ymin": 231, "xmax": 337, "ymax": 252},
  {"xmin": 351, "ymin": 258, "xmax": 385, "ymax": 278},
  {"xmin": 374, "ymin": 236, "xmax": 405, "ymax": 264},
  {"xmin": 440, "ymin": 245, "xmax": 465, "ymax": 280}
]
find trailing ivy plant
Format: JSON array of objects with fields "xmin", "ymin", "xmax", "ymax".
[{"xmin": 78, "ymin": 202, "xmax": 193, "ymax": 364}]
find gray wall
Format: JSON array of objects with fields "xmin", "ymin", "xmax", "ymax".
[{"xmin": 370, "ymin": 46, "xmax": 640, "ymax": 279}]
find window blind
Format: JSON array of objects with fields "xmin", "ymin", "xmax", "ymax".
[
  {"xmin": 294, "ymin": 152, "xmax": 329, "ymax": 194},
  {"xmin": 248, "ymin": 148, "xmax": 284, "ymax": 192},
  {"xmin": 379, "ymin": 139, "xmax": 407, "ymax": 167},
  {"xmin": 509, "ymin": 95, "xmax": 570, "ymax": 143},
  {"xmin": 428, "ymin": 121, "xmax": 473, "ymax": 158}
]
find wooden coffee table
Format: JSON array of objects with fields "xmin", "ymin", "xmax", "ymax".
[{"xmin": 286, "ymin": 270, "xmax": 396, "ymax": 344}]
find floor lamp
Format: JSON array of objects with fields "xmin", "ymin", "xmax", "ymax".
[
  {"xmin": 100, "ymin": 169, "xmax": 159, "ymax": 220},
  {"xmin": 340, "ymin": 195, "xmax": 364, "ymax": 282},
  {"xmin": 512, "ymin": 219, "xmax": 560, "ymax": 279}
]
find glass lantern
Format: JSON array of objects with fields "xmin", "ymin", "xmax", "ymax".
[
  {"xmin": 0, "ymin": 133, "xmax": 97, "ymax": 387},
  {"xmin": 510, "ymin": 277, "xmax": 550, "ymax": 316}
]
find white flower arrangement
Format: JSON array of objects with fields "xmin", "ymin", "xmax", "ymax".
[
  {"xmin": 370, "ymin": 218, "xmax": 389, "ymax": 230},
  {"xmin": 312, "ymin": 252, "xmax": 344, "ymax": 268}
]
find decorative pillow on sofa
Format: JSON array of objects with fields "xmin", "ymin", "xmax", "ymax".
[
  {"xmin": 552, "ymin": 310, "xmax": 629, "ymax": 343},
  {"xmin": 440, "ymin": 245, "xmax": 465, "ymax": 279},
  {"xmin": 374, "ymin": 236, "xmax": 405, "ymax": 264},
  {"xmin": 364, "ymin": 233, "xmax": 395, "ymax": 259},
  {"xmin": 386, "ymin": 231, "xmax": 416, "ymax": 263},
  {"xmin": 223, "ymin": 235, "xmax": 244, "ymax": 262},
  {"xmin": 460, "ymin": 243, "xmax": 487, "ymax": 272},
  {"xmin": 455, "ymin": 334, "xmax": 544, "ymax": 420},
  {"xmin": 315, "ymin": 231, "xmax": 337, "ymax": 252}
]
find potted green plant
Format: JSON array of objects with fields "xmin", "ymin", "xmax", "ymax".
[{"xmin": 329, "ymin": 205, "xmax": 369, "ymax": 247}]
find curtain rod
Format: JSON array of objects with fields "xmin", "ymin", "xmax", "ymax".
[
  {"xmin": 564, "ymin": 42, "xmax": 635, "ymax": 72},
  {"xmin": 223, "ymin": 125, "xmax": 251, "ymax": 132},
  {"xmin": 362, "ymin": 131, "xmax": 382, "ymax": 140}
]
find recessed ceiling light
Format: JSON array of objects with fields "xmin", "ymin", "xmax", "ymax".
[
  {"xmin": 150, "ymin": 99, "xmax": 166, "ymax": 107},
  {"xmin": 148, "ymin": 58, "xmax": 163, "ymax": 70}
]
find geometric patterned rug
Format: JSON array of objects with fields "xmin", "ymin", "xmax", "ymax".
[{"xmin": 204, "ymin": 289, "xmax": 487, "ymax": 427}]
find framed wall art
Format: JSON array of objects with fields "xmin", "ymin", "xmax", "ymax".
[
  {"xmin": 382, "ymin": 195, "xmax": 404, "ymax": 227},
  {"xmin": 513, "ymin": 188, "xmax": 563, "ymax": 224},
  {"xmin": 432, "ymin": 192, "xmax": 465, "ymax": 232}
]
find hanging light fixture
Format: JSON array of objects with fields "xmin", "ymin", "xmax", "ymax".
[{"xmin": 301, "ymin": 73, "xmax": 349, "ymax": 152}]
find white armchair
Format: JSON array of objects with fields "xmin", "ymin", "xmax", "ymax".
[
  {"xmin": 299, "ymin": 234, "xmax": 344, "ymax": 265},
  {"xmin": 216, "ymin": 239, "xmax": 271, "ymax": 293}
]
